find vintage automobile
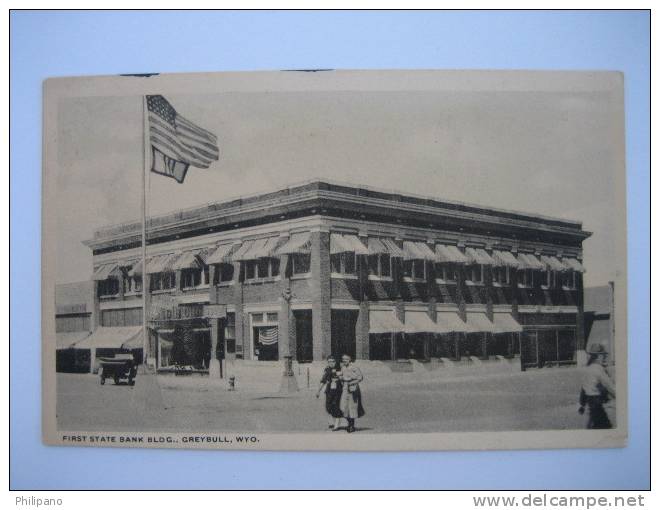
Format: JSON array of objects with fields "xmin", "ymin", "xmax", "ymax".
[{"xmin": 98, "ymin": 353, "xmax": 137, "ymax": 386}]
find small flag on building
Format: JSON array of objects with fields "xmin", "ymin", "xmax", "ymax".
[{"xmin": 146, "ymin": 95, "xmax": 219, "ymax": 183}]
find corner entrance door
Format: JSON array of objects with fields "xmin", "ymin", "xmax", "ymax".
[
  {"xmin": 294, "ymin": 310, "xmax": 313, "ymax": 362},
  {"xmin": 330, "ymin": 309, "xmax": 357, "ymax": 360}
]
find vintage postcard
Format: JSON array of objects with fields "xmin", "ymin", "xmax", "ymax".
[{"xmin": 42, "ymin": 70, "xmax": 627, "ymax": 450}]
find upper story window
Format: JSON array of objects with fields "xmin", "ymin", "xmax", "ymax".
[
  {"xmin": 517, "ymin": 269, "xmax": 535, "ymax": 288},
  {"xmin": 150, "ymin": 272, "xmax": 175, "ymax": 292},
  {"xmin": 213, "ymin": 263, "xmax": 234, "ymax": 285},
  {"xmin": 543, "ymin": 270, "xmax": 560, "ymax": 289},
  {"xmin": 245, "ymin": 258, "xmax": 280, "ymax": 282},
  {"xmin": 182, "ymin": 266, "xmax": 209, "ymax": 290},
  {"xmin": 492, "ymin": 266, "xmax": 510, "ymax": 286},
  {"xmin": 562, "ymin": 270, "xmax": 578, "ymax": 290},
  {"xmin": 331, "ymin": 252, "xmax": 357, "ymax": 276},
  {"xmin": 464, "ymin": 264, "xmax": 484, "ymax": 285},
  {"xmin": 123, "ymin": 275, "xmax": 142, "ymax": 294},
  {"xmin": 368, "ymin": 254, "xmax": 392, "ymax": 279},
  {"xmin": 98, "ymin": 278, "xmax": 119, "ymax": 298},
  {"xmin": 435, "ymin": 262, "xmax": 458, "ymax": 284},
  {"xmin": 403, "ymin": 259, "xmax": 426, "ymax": 281},
  {"xmin": 291, "ymin": 253, "xmax": 311, "ymax": 275}
]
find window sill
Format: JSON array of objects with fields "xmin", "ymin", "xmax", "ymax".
[
  {"xmin": 435, "ymin": 279, "xmax": 456, "ymax": 285},
  {"xmin": 492, "ymin": 282, "xmax": 510, "ymax": 288},
  {"xmin": 290, "ymin": 273, "xmax": 311, "ymax": 280},
  {"xmin": 331, "ymin": 273, "xmax": 358, "ymax": 280},
  {"xmin": 403, "ymin": 277, "xmax": 426, "ymax": 283},
  {"xmin": 244, "ymin": 276, "xmax": 281, "ymax": 285},
  {"xmin": 215, "ymin": 281, "xmax": 235, "ymax": 287},
  {"xmin": 368, "ymin": 275, "xmax": 393, "ymax": 282},
  {"xmin": 124, "ymin": 291, "xmax": 142, "ymax": 297},
  {"xmin": 562, "ymin": 286, "xmax": 577, "ymax": 291},
  {"xmin": 99, "ymin": 294, "xmax": 119, "ymax": 300},
  {"xmin": 464, "ymin": 281, "xmax": 484, "ymax": 287},
  {"xmin": 517, "ymin": 284, "xmax": 532, "ymax": 289},
  {"xmin": 182, "ymin": 285, "xmax": 210, "ymax": 292},
  {"xmin": 152, "ymin": 289, "xmax": 175, "ymax": 295}
]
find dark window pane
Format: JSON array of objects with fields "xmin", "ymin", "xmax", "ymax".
[
  {"xmin": 344, "ymin": 253, "xmax": 356, "ymax": 274},
  {"xmin": 271, "ymin": 258, "xmax": 280, "ymax": 277},
  {"xmin": 380, "ymin": 254, "xmax": 391, "ymax": 277},
  {"xmin": 330, "ymin": 254, "xmax": 341, "ymax": 273}
]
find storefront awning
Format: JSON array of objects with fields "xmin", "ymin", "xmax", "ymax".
[
  {"xmin": 146, "ymin": 253, "xmax": 181, "ymax": 274},
  {"xmin": 465, "ymin": 247, "xmax": 497, "ymax": 266},
  {"xmin": 540, "ymin": 255, "xmax": 568, "ymax": 272},
  {"xmin": 492, "ymin": 250, "xmax": 520, "ymax": 268},
  {"xmin": 276, "ymin": 232, "xmax": 312, "ymax": 255},
  {"xmin": 330, "ymin": 234, "xmax": 369, "ymax": 255},
  {"xmin": 92, "ymin": 263, "xmax": 121, "ymax": 281},
  {"xmin": 56, "ymin": 331, "xmax": 91, "ymax": 349},
  {"xmin": 435, "ymin": 311, "xmax": 471, "ymax": 333},
  {"xmin": 516, "ymin": 253, "xmax": 546, "ymax": 270},
  {"xmin": 492, "ymin": 313, "xmax": 523, "ymax": 333},
  {"xmin": 369, "ymin": 310, "xmax": 405, "ymax": 334},
  {"xmin": 207, "ymin": 243, "xmax": 239, "ymax": 265},
  {"xmin": 74, "ymin": 326, "xmax": 143, "ymax": 350},
  {"xmin": 435, "ymin": 244, "xmax": 469, "ymax": 264},
  {"xmin": 403, "ymin": 241, "xmax": 436, "ymax": 261},
  {"xmin": 380, "ymin": 238, "xmax": 405, "ymax": 258},
  {"xmin": 403, "ymin": 311, "xmax": 440, "ymax": 333},
  {"xmin": 562, "ymin": 257, "xmax": 586, "ymax": 273},
  {"xmin": 465, "ymin": 312, "xmax": 497, "ymax": 333},
  {"xmin": 172, "ymin": 248, "xmax": 209, "ymax": 270}
]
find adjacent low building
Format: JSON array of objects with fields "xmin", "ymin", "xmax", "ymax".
[{"xmin": 81, "ymin": 180, "xmax": 590, "ymax": 373}]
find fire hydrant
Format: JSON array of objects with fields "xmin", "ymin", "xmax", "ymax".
[{"xmin": 228, "ymin": 375, "xmax": 236, "ymax": 391}]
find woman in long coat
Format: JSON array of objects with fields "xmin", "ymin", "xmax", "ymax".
[
  {"xmin": 339, "ymin": 354, "xmax": 365, "ymax": 433},
  {"xmin": 316, "ymin": 356, "xmax": 343, "ymax": 431}
]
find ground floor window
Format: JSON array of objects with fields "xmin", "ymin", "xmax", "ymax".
[
  {"xmin": 522, "ymin": 328, "xmax": 576, "ymax": 368},
  {"xmin": 253, "ymin": 326, "xmax": 279, "ymax": 361},
  {"xmin": 369, "ymin": 333, "xmax": 393, "ymax": 360},
  {"xmin": 331, "ymin": 309, "xmax": 357, "ymax": 359},
  {"xmin": 294, "ymin": 310, "xmax": 313, "ymax": 362},
  {"xmin": 396, "ymin": 333, "xmax": 427, "ymax": 360},
  {"xmin": 158, "ymin": 326, "xmax": 211, "ymax": 369}
]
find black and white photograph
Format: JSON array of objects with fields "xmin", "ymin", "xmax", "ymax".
[{"xmin": 41, "ymin": 70, "xmax": 627, "ymax": 450}]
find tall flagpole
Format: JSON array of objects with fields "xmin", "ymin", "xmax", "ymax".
[{"xmin": 141, "ymin": 95, "xmax": 149, "ymax": 367}]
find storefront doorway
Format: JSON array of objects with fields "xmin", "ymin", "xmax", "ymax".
[
  {"xmin": 331, "ymin": 309, "xmax": 357, "ymax": 360},
  {"xmin": 294, "ymin": 310, "xmax": 313, "ymax": 362}
]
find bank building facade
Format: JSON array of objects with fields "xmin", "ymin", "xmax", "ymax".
[{"xmin": 76, "ymin": 180, "xmax": 589, "ymax": 374}]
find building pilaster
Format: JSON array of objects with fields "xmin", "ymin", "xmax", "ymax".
[{"xmin": 310, "ymin": 230, "xmax": 331, "ymax": 361}]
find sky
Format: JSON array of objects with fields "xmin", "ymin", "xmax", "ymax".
[{"xmin": 55, "ymin": 78, "xmax": 623, "ymax": 287}]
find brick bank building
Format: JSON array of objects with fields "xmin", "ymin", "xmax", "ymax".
[{"xmin": 82, "ymin": 181, "xmax": 589, "ymax": 373}]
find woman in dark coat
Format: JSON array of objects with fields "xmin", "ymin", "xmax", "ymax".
[
  {"xmin": 339, "ymin": 354, "xmax": 365, "ymax": 433},
  {"xmin": 316, "ymin": 356, "xmax": 343, "ymax": 431}
]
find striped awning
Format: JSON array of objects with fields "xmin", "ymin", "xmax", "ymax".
[
  {"xmin": 276, "ymin": 232, "xmax": 312, "ymax": 255},
  {"xmin": 562, "ymin": 257, "xmax": 586, "ymax": 273},
  {"xmin": 330, "ymin": 234, "xmax": 369, "ymax": 255},
  {"xmin": 492, "ymin": 313, "xmax": 523, "ymax": 333},
  {"xmin": 92, "ymin": 263, "xmax": 121, "ymax": 281},
  {"xmin": 75, "ymin": 326, "xmax": 143, "ymax": 350},
  {"xmin": 516, "ymin": 253, "xmax": 546, "ymax": 270},
  {"xmin": 435, "ymin": 244, "xmax": 469, "ymax": 264},
  {"xmin": 128, "ymin": 258, "xmax": 149, "ymax": 277},
  {"xmin": 231, "ymin": 239, "xmax": 256, "ymax": 261},
  {"xmin": 207, "ymin": 243, "xmax": 239, "ymax": 265},
  {"xmin": 146, "ymin": 253, "xmax": 180, "ymax": 274},
  {"xmin": 540, "ymin": 255, "xmax": 568, "ymax": 272},
  {"xmin": 402, "ymin": 241, "xmax": 436, "ymax": 261},
  {"xmin": 435, "ymin": 311, "xmax": 471, "ymax": 333},
  {"xmin": 172, "ymin": 248, "xmax": 209, "ymax": 270},
  {"xmin": 404, "ymin": 311, "xmax": 440, "ymax": 334},
  {"xmin": 369, "ymin": 310, "xmax": 405, "ymax": 334},
  {"xmin": 465, "ymin": 247, "xmax": 497, "ymax": 266},
  {"xmin": 56, "ymin": 331, "xmax": 91, "ymax": 349},
  {"xmin": 492, "ymin": 250, "xmax": 520, "ymax": 268},
  {"xmin": 366, "ymin": 237, "xmax": 404, "ymax": 258},
  {"xmin": 465, "ymin": 312, "xmax": 497, "ymax": 333}
]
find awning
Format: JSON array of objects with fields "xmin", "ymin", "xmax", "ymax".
[
  {"xmin": 492, "ymin": 313, "xmax": 523, "ymax": 333},
  {"xmin": 562, "ymin": 257, "xmax": 586, "ymax": 273},
  {"xmin": 56, "ymin": 331, "xmax": 91, "ymax": 349},
  {"xmin": 492, "ymin": 250, "xmax": 520, "ymax": 268},
  {"xmin": 74, "ymin": 326, "xmax": 143, "ymax": 350},
  {"xmin": 516, "ymin": 253, "xmax": 546, "ymax": 270},
  {"xmin": 435, "ymin": 244, "xmax": 469, "ymax": 264},
  {"xmin": 172, "ymin": 248, "xmax": 210, "ymax": 270},
  {"xmin": 465, "ymin": 247, "xmax": 497, "ymax": 265},
  {"xmin": 231, "ymin": 239, "xmax": 256, "ymax": 261},
  {"xmin": 207, "ymin": 243, "xmax": 238, "ymax": 265},
  {"xmin": 465, "ymin": 312, "xmax": 497, "ymax": 333},
  {"xmin": 403, "ymin": 311, "xmax": 440, "ymax": 333},
  {"xmin": 587, "ymin": 319, "xmax": 611, "ymax": 346},
  {"xmin": 92, "ymin": 263, "xmax": 121, "ymax": 281},
  {"xmin": 403, "ymin": 241, "xmax": 436, "ymax": 261},
  {"xmin": 146, "ymin": 253, "xmax": 180, "ymax": 274},
  {"xmin": 369, "ymin": 310, "xmax": 405, "ymax": 334},
  {"xmin": 367, "ymin": 238, "xmax": 388, "ymax": 255},
  {"xmin": 275, "ymin": 232, "xmax": 312, "ymax": 255},
  {"xmin": 435, "ymin": 311, "xmax": 471, "ymax": 333},
  {"xmin": 330, "ymin": 234, "xmax": 369, "ymax": 255},
  {"xmin": 128, "ymin": 258, "xmax": 150, "ymax": 277},
  {"xmin": 540, "ymin": 255, "xmax": 568, "ymax": 272},
  {"xmin": 381, "ymin": 238, "xmax": 405, "ymax": 258}
]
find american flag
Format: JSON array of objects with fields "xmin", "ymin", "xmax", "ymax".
[{"xmin": 146, "ymin": 95, "xmax": 219, "ymax": 183}]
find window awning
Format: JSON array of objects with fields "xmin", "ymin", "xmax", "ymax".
[
  {"xmin": 492, "ymin": 250, "xmax": 520, "ymax": 268},
  {"xmin": 562, "ymin": 257, "xmax": 586, "ymax": 273},
  {"xmin": 56, "ymin": 331, "xmax": 91, "ymax": 349},
  {"xmin": 403, "ymin": 241, "xmax": 436, "ymax": 261},
  {"xmin": 516, "ymin": 253, "xmax": 546, "ymax": 270},
  {"xmin": 465, "ymin": 312, "xmax": 497, "ymax": 333},
  {"xmin": 330, "ymin": 234, "xmax": 369, "ymax": 255},
  {"xmin": 540, "ymin": 255, "xmax": 568, "ymax": 272},
  {"xmin": 465, "ymin": 247, "xmax": 497, "ymax": 265},
  {"xmin": 171, "ymin": 248, "xmax": 210, "ymax": 270},
  {"xmin": 435, "ymin": 311, "xmax": 471, "ymax": 333},
  {"xmin": 492, "ymin": 313, "xmax": 523, "ymax": 333},
  {"xmin": 207, "ymin": 243, "xmax": 239, "ymax": 265},
  {"xmin": 403, "ymin": 311, "xmax": 440, "ymax": 333},
  {"xmin": 367, "ymin": 237, "xmax": 388, "ymax": 255},
  {"xmin": 146, "ymin": 253, "xmax": 180, "ymax": 274},
  {"xmin": 380, "ymin": 238, "xmax": 405, "ymax": 258},
  {"xmin": 276, "ymin": 232, "xmax": 312, "ymax": 255},
  {"xmin": 231, "ymin": 239, "xmax": 256, "ymax": 261},
  {"xmin": 435, "ymin": 244, "xmax": 469, "ymax": 264},
  {"xmin": 128, "ymin": 258, "xmax": 150, "ymax": 277},
  {"xmin": 369, "ymin": 310, "xmax": 405, "ymax": 334},
  {"xmin": 92, "ymin": 263, "xmax": 121, "ymax": 281},
  {"xmin": 74, "ymin": 326, "xmax": 143, "ymax": 350}
]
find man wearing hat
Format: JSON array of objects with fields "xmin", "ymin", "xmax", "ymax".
[{"xmin": 579, "ymin": 343, "xmax": 616, "ymax": 429}]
